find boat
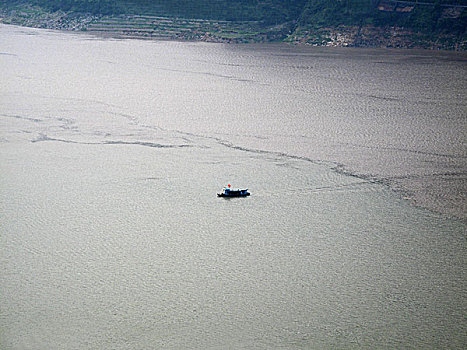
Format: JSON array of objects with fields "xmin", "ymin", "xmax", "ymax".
[{"xmin": 217, "ymin": 184, "xmax": 250, "ymax": 197}]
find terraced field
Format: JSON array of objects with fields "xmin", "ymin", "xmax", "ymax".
[{"xmin": 85, "ymin": 15, "xmax": 269, "ymax": 42}]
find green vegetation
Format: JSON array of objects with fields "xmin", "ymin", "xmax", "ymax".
[
  {"xmin": 5, "ymin": 0, "xmax": 463, "ymax": 34},
  {"xmin": 298, "ymin": 0, "xmax": 466, "ymax": 34},
  {"xmin": 19, "ymin": 0, "xmax": 307, "ymax": 23},
  {"xmin": 1, "ymin": 0, "xmax": 466, "ymax": 48}
]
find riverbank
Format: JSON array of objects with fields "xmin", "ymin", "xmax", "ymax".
[
  {"xmin": 0, "ymin": 4, "xmax": 291, "ymax": 43},
  {"xmin": 1, "ymin": 3, "xmax": 465, "ymax": 49},
  {"xmin": 287, "ymin": 24, "xmax": 467, "ymax": 50}
]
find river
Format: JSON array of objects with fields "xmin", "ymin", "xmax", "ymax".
[{"xmin": 0, "ymin": 24, "xmax": 466, "ymax": 349}]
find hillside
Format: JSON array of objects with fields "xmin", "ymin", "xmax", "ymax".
[
  {"xmin": 293, "ymin": 0, "xmax": 467, "ymax": 48},
  {"xmin": 1, "ymin": 0, "xmax": 466, "ymax": 49}
]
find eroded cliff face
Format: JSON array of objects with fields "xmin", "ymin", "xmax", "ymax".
[{"xmin": 287, "ymin": 25, "xmax": 467, "ymax": 50}]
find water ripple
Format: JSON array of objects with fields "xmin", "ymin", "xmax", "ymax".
[{"xmin": 31, "ymin": 133, "xmax": 193, "ymax": 149}]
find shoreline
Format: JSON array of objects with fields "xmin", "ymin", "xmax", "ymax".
[{"xmin": 0, "ymin": 4, "xmax": 466, "ymax": 50}]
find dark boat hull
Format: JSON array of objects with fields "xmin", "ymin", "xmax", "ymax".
[
  {"xmin": 217, "ymin": 192, "xmax": 250, "ymax": 198},
  {"xmin": 217, "ymin": 190, "xmax": 250, "ymax": 198}
]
